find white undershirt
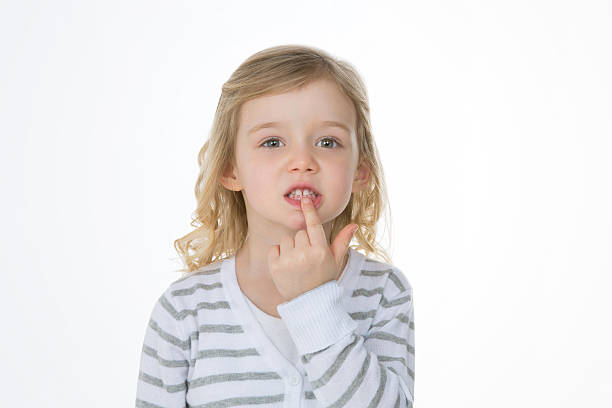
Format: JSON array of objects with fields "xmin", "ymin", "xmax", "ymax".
[{"xmin": 242, "ymin": 294, "xmax": 300, "ymax": 367}]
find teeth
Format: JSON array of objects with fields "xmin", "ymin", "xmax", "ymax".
[{"xmin": 287, "ymin": 188, "xmax": 318, "ymax": 199}]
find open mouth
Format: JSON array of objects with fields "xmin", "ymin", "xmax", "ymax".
[
  {"xmin": 284, "ymin": 191, "xmax": 320, "ymax": 200},
  {"xmin": 284, "ymin": 191, "xmax": 323, "ymax": 208}
]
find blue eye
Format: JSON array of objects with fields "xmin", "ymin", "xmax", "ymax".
[
  {"xmin": 260, "ymin": 137, "xmax": 341, "ymax": 149},
  {"xmin": 261, "ymin": 138, "xmax": 285, "ymax": 148},
  {"xmin": 317, "ymin": 137, "xmax": 340, "ymax": 148}
]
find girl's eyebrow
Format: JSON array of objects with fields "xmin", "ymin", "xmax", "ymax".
[{"xmin": 248, "ymin": 120, "xmax": 351, "ymax": 135}]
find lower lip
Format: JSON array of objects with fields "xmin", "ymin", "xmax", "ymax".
[{"xmin": 284, "ymin": 194, "xmax": 322, "ymax": 209}]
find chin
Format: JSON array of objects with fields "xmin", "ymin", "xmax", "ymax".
[{"xmin": 285, "ymin": 217, "xmax": 308, "ymax": 231}]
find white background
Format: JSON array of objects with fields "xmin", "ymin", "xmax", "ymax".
[{"xmin": 1, "ymin": 0, "xmax": 610, "ymax": 407}]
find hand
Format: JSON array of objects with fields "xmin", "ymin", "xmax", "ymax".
[{"xmin": 267, "ymin": 194, "xmax": 359, "ymax": 302}]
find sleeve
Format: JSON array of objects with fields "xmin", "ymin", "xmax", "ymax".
[
  {"xmin": 277, "ymin": 277, "xmax": 415, "ymax": 407},
  {"xmin": 135, "ymin": 290, "xmax": 191, "ymax": 408}
]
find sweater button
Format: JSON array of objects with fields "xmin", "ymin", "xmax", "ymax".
[{"xmin": 289, "ymin": 375, "xmax": 300, "ymax": 386}]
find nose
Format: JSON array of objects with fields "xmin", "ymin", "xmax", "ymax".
[{"xmin": 287, "ymin": 143, "xmax": 319, "ymax": 174}]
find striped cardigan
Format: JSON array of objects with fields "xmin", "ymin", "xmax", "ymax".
[{"xmin": 135, "ymin": 247, "xmax": 415, "ymax": 407}]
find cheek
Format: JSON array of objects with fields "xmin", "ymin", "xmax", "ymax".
[
  {"xmin": 324, "ymin": 162, "xmax": 355, "ymax": 192},
  {"xmin": 240, "ymin": 160, "xmax": 275, "ymax": 193}
]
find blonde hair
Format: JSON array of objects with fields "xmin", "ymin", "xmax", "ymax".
[{"xmin": 172, "ymin": 44, "xmax": 393, "ymax": 276}]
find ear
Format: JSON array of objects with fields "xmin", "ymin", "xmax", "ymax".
[
  {"xmin": 352, "ymin": 161, "xmax": 371, "ymax": 193},
  {"xmin": 218, "ymin": 160, "xmax": 243, "ymax": 192}
]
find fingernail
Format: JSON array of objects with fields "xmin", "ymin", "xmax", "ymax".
[{"xmin": 302, "ymin": 195, "xmax": 310, "ymax": 203}]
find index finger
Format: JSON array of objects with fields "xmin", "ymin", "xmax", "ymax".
[{"xmin": 300, "ymin": 195, "xmax": 327, "ymax": 246}]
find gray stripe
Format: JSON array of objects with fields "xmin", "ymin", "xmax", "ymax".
[
  {"xmin": 397, "ymin": 313, "xmax": 411, "ymax": 325},
  {"xmin": 172, "ymin": 281, "xmax": 223, "ymax": 296},
  {"xmin": 150, "ymin": 323, "xmax": 245, "ymax": 352},
  {"xmin": 388, "ymin": 365, "xmax": 415, "ymax": 403},
  {"xmin": 349, "ymin": 310, "xmax": 377, "ymax": 320},
  {"xmin": 328, "ymin": 352, "xmax": 372, "ymax": 408},
  {"xmin": 142, "ymin": 344, "xmax": 190, "ymax": 367},
  {"xmin": 351, "ymin": 287, "xmax": 384, "ymax": 297},
  {"xmin": 138, "ymin": 370, "xmax": 186, "ymax": 393},
  {"xmin": 382, "ymin": 357, "xmax": 415, "ymax": 381},
  {"xmin": 387, "ymin": 271, "xmax": 407, "ymax": 293},
  {"xmin": 381, "ymin": 294, "xmax": 411, "ymax": 308},
  {"xmin": 160, "ymin": 295, "xmax": 231, "ymax": 321},
  {"xmin": 199, "ymin": 324, "xmax": 244, "ymax": 333},
  {"xmin": 360, "ymin": 266, "xmax": 409, "ymax": 293},
  {"xmin": 370, "ymin": 312, "xmax": 413, "ymax": 329},
  {"xmin": 305, "ymin": 390, "xmax": 316, "ymax": 399},
  {"xmin": 159, "ymin": 295, "xmax": 180, "ymax": 319},
  {"xmin": 188, "ymin": 371, "xmax": 282, "ymax": 389},
  {"xmin": 301, "ymin": 333, "xmax": 359, "ymax": 364},
  {"xmin": 379, "ymin": 355, "xmax": 406, "ymax": 364},
  {"xmin": 144, "ymin": 347, "xmax": 261, "ymax": 370},
  {"xmin": 189, "ymin": 394, "xmax": 284, "ymax": 408},
  {"xmin": 148, "ymin": 318, "xmax": 191, "ymax": 350},
  {"xmin": 197, "ymin": 348, "xmax": 259, "ymax": 358},
  {"xmin": 308, "ymin": 335, "xmax": 360, "ymax": 388},
  {"xmin": 136, "ymin": 398, "xmax": 185, "ymax": 408},
  {"xmin": 361, "ymin": 268, "xmax": 392, "ymax": 277},
  {"xmin": 366, "ymin": 361, "xmax": 387, "ymax": 407},
  {"xmin": 367, "ymin": 331, "xmax": 415, "ymax": 355}
]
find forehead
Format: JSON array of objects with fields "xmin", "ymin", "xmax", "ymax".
[{"xmin": 238, "ymin": 78, "xmax": 356, "ymax": 134}]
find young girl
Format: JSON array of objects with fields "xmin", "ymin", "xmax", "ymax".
[{"xmin": 135, "ymin": 44, "xmax": 415, "ymax": 407}]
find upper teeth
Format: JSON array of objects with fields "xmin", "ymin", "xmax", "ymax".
[{"xmin": 288, "ymin": 189, "xmax": 317, "ymax": 197}]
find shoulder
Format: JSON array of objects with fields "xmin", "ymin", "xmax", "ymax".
[
  {"xmin": 157, "ymin": 259, "xmax": 226, "ymax": 315},
  {"xmin": 359, "ymin": 251, "xmax": 413, "ymax": 299}
]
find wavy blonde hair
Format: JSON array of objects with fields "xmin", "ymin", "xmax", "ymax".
[{"xmin": 172, "ymin": 44, "xmax": 393, "ymax": 276}]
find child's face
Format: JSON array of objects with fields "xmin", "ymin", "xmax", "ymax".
[{"xmin": 222, "ymin": 77, "xmax": 369, "ymax": 235}]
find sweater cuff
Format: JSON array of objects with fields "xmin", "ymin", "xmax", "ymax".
[{"xmin": 277, "ymin": 280, "xmax": 358, "ymax": 355}]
